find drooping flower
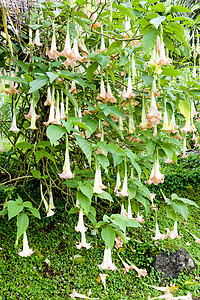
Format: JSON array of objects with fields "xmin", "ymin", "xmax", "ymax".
[
  {"xmin": 52, "ymin": 91, "xmax": 61, "ymax": 125},
  {"xmin": 147, "ymin": 154, "xmax": 164, "ymax": 185},
  {"xmin": 117, "ymin": 160, "xmax": 129, "ymax": 197},
  {"xmin": 139, "ymin": 102, "xmax": 148, "ymax": 130},
  {"xmin": 114, "ymin": 170, "xmax": 121, "ymax": 194},
  {"xmin": 97, "ymin": 79, "xmax": 106, "ymax": 100},
  {"xmin": 44, "ymin": 87, "xmax": 52, "ymax": 106},
  {"xmin": 121, "ymin": 75, "xmax": 136, "ymax": 100},
  {"xmin": 24, "ymin": 99, "xmax": 40, "ymax": 121},
  {"xmin": 165, "ymin": 221, "xmax": 181, "ymax": 239},
  {"xmin": 115, "ymin": 236, "xmax": 123, "ymax": 249},
  {"xmin": 18, "ymin": 231, "xmax": 35, "ymax": 257},
  {"xmin": 188, "ymin": 231, "xmax": 200, "ymax": 244},
  {"xmin": 147, "ymin": 80, "xmax": 162, "ymax": 127},
  {"xmin": 155, "ymin": 35, "xmax": 172, "ymax": 66},
  {"xmin": 46, "ymin": 32, "xmax": 60, "ymax": 60},
  {"xmin": 75, "ymin": 210, "xmax": 87, "ymax": 233},
  {"xmin": 33, "ymin": 29, "xmax": 42, "ymax": 46},
  {"xmin": 152, "ymin": 222, "xmax": 166, "ymax": 240},
  {"xmin": 5, "ymin": 81, "xmax": 19, "ymax": 95},
  {"xmin": 43, "ymin": 87, "xmax": 55, "ymax": 126},
  {"xmin": 59, "ymin": 134, "xmax": 74, "ymax": 179},
  {"xmin": 93, "ymin": 160, "xmax": 106, "ymax": 194},
  {"xmin": 9, "ymin": 112, "xmax": 20, "ymax": 133},
  {"xmin": 98, "ymin": 247, "xmax": 117, "ymax": 271},
  {"xmin": 49, "ymin": 184, "xmax": 55, "ymax": 210},
  {"xmin": 76, "ymin": 231, "xmax": 91, "ymax": 249},
  {"xmin": 104, "ymin": 82, "xmax": 117, "ymax": 104},
  {"xmin": 133, "ymin": 212, "xmax": 145, "ymax": 223},
  {"xmin": 121, "ymin": 203, "xmax": 128, "ymax": 218},
  {"xmin": 99, "ymin": 273, "xmax": 108, "ymax": 290},
  {"xmin": 40, "ymin": 184, "xmax": 55, "ymax": 217}
]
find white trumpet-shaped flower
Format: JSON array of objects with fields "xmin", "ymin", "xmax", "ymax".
[
  {"xmin": 152, "ymin": 222, "xmax": 166, "ymax": 240},
  {"xmin": 76, "ymin": 231, "xmax": 91, "ymax": 249},
  {"xmin": 18, "ymin": 231, "xmax": 35, "ymax": 257},
  {"xmin": 93, "ymin": 161, "xmax": 106, "ymax": 194},
  {"xmin": 59, "ymin": 134, "xmax": 74, "ymax": 179},
  {"xmin": 9, "ymin": 112, "xmax": 20, "ymax": 133},
  {"xmin": 98, "ymin": 247, "xmax": 117, "ymax": 271},
  {"xmin": 75, "ymin": 210, "xmax": 87, "ymax": 233}
]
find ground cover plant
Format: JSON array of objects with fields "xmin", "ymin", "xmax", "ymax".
[{"xmin": 0, "ymin": 0, "xmax": 200, "ymax": 298}]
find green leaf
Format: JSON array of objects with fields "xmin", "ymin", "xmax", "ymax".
[
  {"xmin": 77, "ymin": 191, "xmax": 91, "ymax": 214},
  {"xmin": 98, "ymin": 192, "xmax": 113, "ymax": 202},
  {"xmin": 171, "ymin": 5, "xmax": 191, "ymax": 13},
  {"xmin": 0, "ymin": 209, "xmax": 8, "ymax": 216},
  {"xmin": 146, "ymin": 140, "xmax": 156, "ymax": 155},
  {"xmin": 173, "ymin": 201, "xmax": 188, "ymax": 221},
  {"xmin": 162, "ymin": 67, "xmax": 181, "ymax": 76},
  {"xmin": 30, "ymin": 170, "xmax": 41, "ymax": 179},
  {"xmin": 68, "ymin": 207, "xmax": 79, "ymax": 214},
  {"xmin": 28, "ymin": 208, "xmax": 41, "ymax": 219},
  {"xmin": 125, "ymin": 148, "xmax": 141, "ymax": 178},
  {"xmin": 142, "ymin": 74, "xmax": 154, "ymax": 86},
  {"xmin": 86, "ymin": 62, "xmax": 98, "ymax": 81},
  {"xmin": 46, "ymin": 72, "xmax": 59, "ymax": 83},
  {"xmin": 7, "ymin": 201, "xmax": 24, "ymax": 220},
  {"xmin": 34, "ymin": 150, "xmax": 44, "ymax": 163},
  {"xmin": 15, "ymin": 142, "xmax": 33, "ymax": 150},
  {"xmin": 17, "ymin": 213, "xmax": 29, "ymax": 239},
  {"xmin": 22, "ymin": 201, "xmax": 33, "ymax": 209},
  {"xmin": 104, "ymin": 117, "xmax": 124, "ymax": 140},
  {"xmin": 103, "ymin": 106, "xmax": 124, "ymax": 119},
  {"xmin": 96, "ymin": 154, "xmax": 109, "ymax": 171},
  {"xmin": 161, "ymin": 143, "xmax": 174, "ymax": 161},
  {"xmin": 46, "ymin": 125, "xmax": 66, "ymax": 145},
  {"xmin": 142, "ymin": 28, "xmax": 158, "ymax": 54},
  {"xmin": 166, "ymin": 207, "xmax": 177, "ymax": 221},
  {"xmin": 75, "ymin": 135, "xmax": 92, "ymax": 165},
  {"xmin": 64, "ymin": 180, "xmax": 79, "ymax": 188},
  {"xmin": 101, "ymin": 227, "xmax": 115, "ymax": 249},
  {"xmin": 79, "ymin": 183, "xmax": 93, "ymax": 200},
  {"xmin": 178, "ymin": 100, "xmax": 190, "ymax": 118},
  {"xmin": 171, "ymin": 194, "xmax": 199, "ymax": 208},
  {"xmin": 150, "ymin": 16, "xmax": 166, "ymax": 29},
  {"xmin": 97, "ymin": 54, "xmax": 110, "ymax": 69},
  {"xmin": 29, "ymin": 77, "xmax": 49, "ymax": 93}
]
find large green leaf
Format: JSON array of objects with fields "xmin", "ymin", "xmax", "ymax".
[
  {"xmin": 97, "ymin": 54, "xmax": 110, "ymax": 69},
  {"xmin": 101, "ymin": 227, "xmax": 115, "ymax": 249},
  {"xmin": 75, "ymin": 135, "xmax": 92, "ymax": 165},
  {"xmin": 46, "ymin": 125, "xmax": 66, "ymax": 145},
  {"xmin": 79, "ymin": 183, "xmax": 93, "ymax": 200},
  {"xmin": 29, "ymin": 77, "xmax": 49, "ymax": 93},
  {"xmin": 6, "ymin": 201, "xmax": 24, "ymax": 220},
  {"xmin": 77, "ymin": 191, "xmax": 91, "ymax": 214},
  {"xmin": 142, "ymin": 28, "xmax": 157, "ymax": 54},
  {"xmin": 17, "ymin": 213, "xmax": 29, "ymax": 239},
  {"xmin": 150, "ymin": 16, "xmax": 166, "ymax": 29},
  {"xmin": 86, "ymin": 62, "xmax": 98, "ymax": 81}
]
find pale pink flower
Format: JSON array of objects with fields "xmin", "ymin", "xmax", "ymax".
[
  {"xmin": 24, "ymin": 99, "xmax": 40, "ymax": 121},
  {"xmin": 9, "ymin": 113, "xmax": 20, "ymax": 133},
  {"xmin": 99, "ymin": 273, "xmax": 108, "ymax": 289},
  {"xmin": 97, "ymin": 79, "xmax": 106, "ymax": 100},
  {"xmin": 104, "ymin": 82, "xmax": 117, "ymax": 104},
  {"xmin": 58, "ymin": 145, "xmax": 74, "ymax": 179},
  {"xmin": 33, "ymin": 29, "xmax": 42, "ymax": 46},
  {"xmin": 139, "ymin": 105, "xmax": 148, "ymax": 130},
  {"xmin": 189, "ymin": 232, "xmax": 200, "ymax": 244},
  {"xmin": 147, "ymin": 84, "xmax": 162, "ymax": 127},
  {"xmin": 114, "ymin": 171, "xmax": 121, "ymax": 193},
  {"xmin": 5, "ymin": 81, "xmax": 19, "ymax": 95},
  {"xmin": 40, "ymin": 184, "xmax": 55, "ymax": 217},
  {"xmin": 76, "ymin": 231, "xmax": 91, "ymax": 249},
  {"xmin": 165, "ymin": 221, "xmax": 181, "ymax": 239},
  {"xmin": 121, "ymin": 204, "xmax": 128, "ymax": 218},
  {"xmin": 44, "ymin": 87, "xmax": 52, "ymax": 106},
  {"xmin": 147, "ymin": 157, "xmax": 164, "ymax": 185},
  {"xmin": 46, "ymin": 32, "xmax": 60, "ymax": 60},
  {"xmin": 98, "ymin": 247, "xmax": 117, "ymax": 271},
  {"xmin": 152, "ymin": 222, "xmax": 166, "ymax": 240},
  {"xmin": 93, "ymin": 163, "xmax": 106, "ymax": 194},
  {"xmin": 75, "ymin": 210, "xmax": 87, "ymax": 233},
  {"xmin": 133, "ymin": 212, "xmax": 145, "ymax": 223},
  {"xmin": 117, "ymin": 171, "xmax": 129, "ymax": 197},
  {"xmin": 0, "ymin": 133, "xmax": 4, "ymax": 152},
  {"xmin": 155, "ymin": 35, "xmax": 172, "ymax": 66},
  {"xmin": 122, "ymin": 75, "xmax": 136, "ymax": 100},
  {"xmin": 181, "ymin": 119, "xmax": 196, "ymax": 134},
  {"xmin": 129, "ymin": 116, "xmax": 135, "ymax": 133},
  {"xmin": 115, "ymin": 236, "xmax": 123, "ymax": 249},
  {"xmin": 122, "ymin": 260, "xmax": 132, "ymax": 274},
  {"xmin": 61, "ymin": 31, "xmax": 72, "ymax": 58},
  {"xmin": 18, "ymin": 231, "xmax": 35, "ymax": 257}
]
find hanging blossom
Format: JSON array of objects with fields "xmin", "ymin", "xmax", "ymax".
[
  {"xmin": 9, "ymin": 111, "xmax": 20, "ymax": 133},
  {"xmin": 114, "ymin": 170, "xmax": 121, "ymax": 193},
  {"xmin": 133, "ymin": 212, "xmax": 145, "ymax": 223},
  {"xmin": 115, "ymin": 236, "xmax": 123, "ymax": 249},
  {"xmin": 18, "ymin": 231, "xmax": 35, "ymax": 257},
  {"xmin": 139, "ymin": 96, "xmax": 148, "ymax": 130},
  {"xmin": 121, "ymin": 73, "xmax": 136, "ymax": 100},
  {"xmin": 152, "ymin": 221, "xmax": 166, "ymax": 240},
  {"xmin": 104, "ymin": 82, "xmax": 117, "ymax": 104},
  {"xmin": 46, "ymin": 31, "xmax": 60, "ymax": 60},
  {"xmin": 98, "ymin": 247, "xmax": 117, "ymax": 271},
  {"xmin": 75, "ymin": 210, "xmax": 87, "ymax": 233},
  {"xmin": 24, "ymin": 98, "xmax": 40, "ymax": 121},
  {"xmin": 43, "ymin": 87, "xmax": 56, "ymax": 126},
  {"xmin": 40, "ymin": 184, "xmax": 55, "ymax": 217},
  {"xmin": 53, "ymin": 91, "xmax": 61, "ymax": 125},
  {"xmin": 76, "ymin": 231, "xmax": 91, "ymax": 250},
  {"xmin": 93, "ymin": 160, "xmax": 106, "ymax": 194},
  {"xmin": 147, "ymin": 153, "xmax": 164, "ymax": 185},
  {"xmin": 121, "ymin": 203, "xmax": 128, "ymax": 218},
  {"xmin": 97, "ymin": 79, "xmax": 106, "ymax": 100},
  {"xmin": 117, "ymin": 160, "xmax": 129, "ymax": 197},
  {"xmin": 59, "ymin": 134, "xmax": 74, "ymax": 179},
  {"xmin": 165, "ymin": 221, "xmax": 181, "ymax": 239},
  {"xmin": 147, "ymin": 80, "xmax": 162, "ymax": 127},
  {"xmin": 33, "ymin": 29, "xmax": 42, "ymax": 47},
  {"xmin": 44, "ymin": 87, "xmax": 52, "ymax": 106},
  {"xmin": 49, "ymin": 183, "xmax": 55, "ymax": 210},
  {"xmin": 5, "ymin": 81, "xmax": 19, "ymax": 95},
  {"xmin": 119, "ymin": 255, "xmax": 147, "ymax": 277},
  {"xmin": 155, "ymin": 34, "xmax": 172, "ymax": 66},
  {"xmin": 182, "ymin": 137, "xmax": 188, "ymax": 159}
]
